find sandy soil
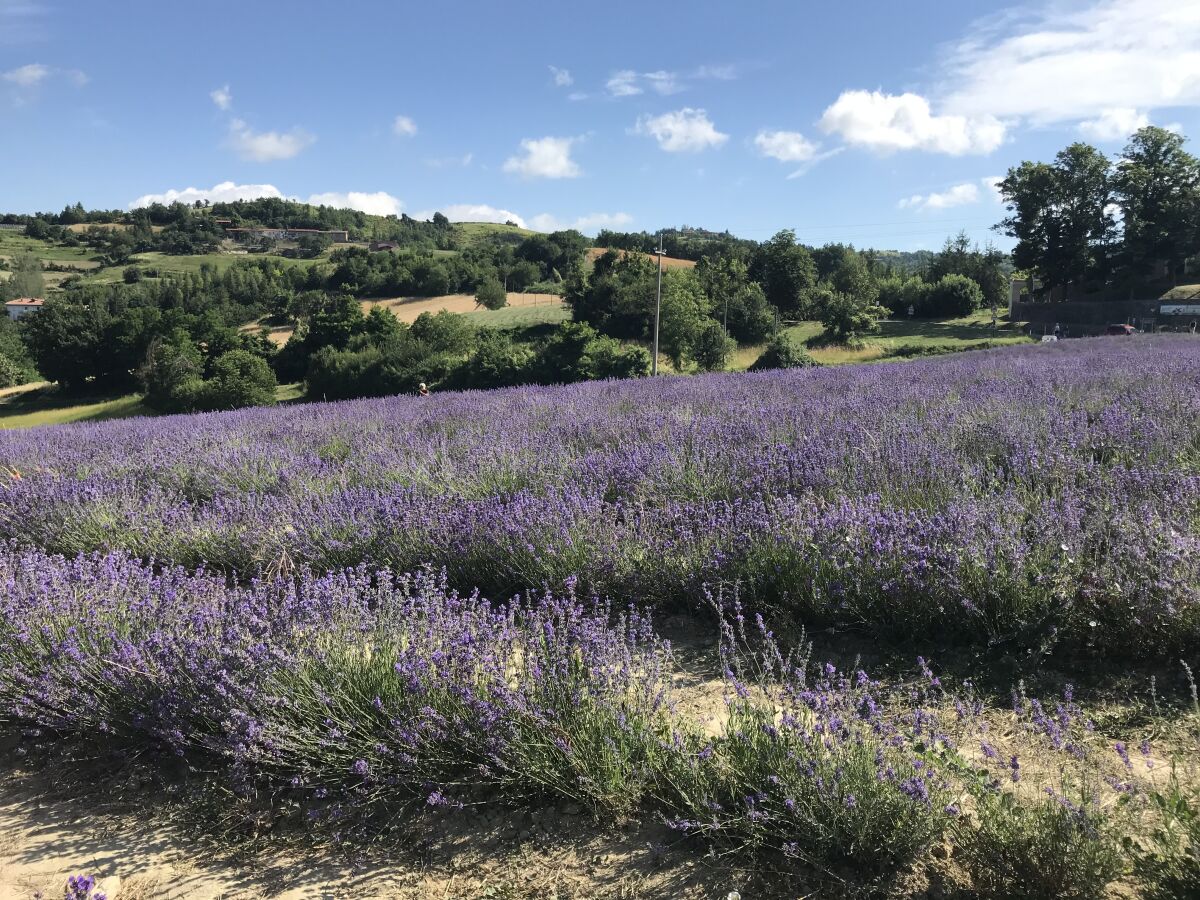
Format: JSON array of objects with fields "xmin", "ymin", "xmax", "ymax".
[{"xmin": 0, "ymin": 758, "xmax": 733, "ymax": 900}]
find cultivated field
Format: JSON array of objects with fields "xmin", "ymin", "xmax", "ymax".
[
  {"xmin": 1, "ymin": 337, "xmax": 1199, "ymax": 897},
  {"xmin": 586, "ymin": 247, "xmax": 697, "ymax": 269}
]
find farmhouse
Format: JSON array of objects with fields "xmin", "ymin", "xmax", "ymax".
[{"xmin": 4, "ymin": 297, "xmax": 44, "ymax": 320}]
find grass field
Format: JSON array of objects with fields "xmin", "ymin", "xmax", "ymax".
[
  {"xmin": 0, "ymin": 231, "xmax": 100, "ymax": 267},
  {"xmin": 467, "ymin": 299, "xmax": 570, "ymax": 329},
  {"xmin": 0, "ymin": 393, "xmax": 148, "ymax": 429},
  {"xmin": 73, "ymin": 250, "xmax": 326, "ymax": 286},
  {"xmin": 0, "ymin": 382, "xmax": 306, "ymax": 429},
  {"xmin": 729, "ymin": 310, "xmax": 1033, "ymax": 369},
  {"xmin": 453, "ymin": 220, "xmax": 538, "ymax": 247}
]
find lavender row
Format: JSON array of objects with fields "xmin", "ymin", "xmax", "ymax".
[{"xmin": 1, "ymin": 336, "xmax": 1198, "ymax": 653}]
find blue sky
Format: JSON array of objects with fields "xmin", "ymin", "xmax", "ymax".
[{"xmin": 2, "ymin": 0, "xmax": 1198, "ymax": 250}]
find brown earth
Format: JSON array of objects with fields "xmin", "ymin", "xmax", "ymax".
[{"xmin": 586, "ymin": 249, "xmax": 696, "ymax": 270}]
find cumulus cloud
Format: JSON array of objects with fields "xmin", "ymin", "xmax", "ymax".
[
  {"xmin": 210, "ymin": 84, "xmax": 232, "ymax": 111},
  {"xmin": 307, "ymin": 191, "xmax": 403, "ymax": 216},
  {"xmin": 635, "ymin": 108, "xmax": 728, "ymax": 153},
  {"xmin": 227, "ymin": 118, "xmax": 315, "ymax": 162},
  {"xmin": 549, "ymin": 65, "xmax": 573, "ymax": 87},
  {"xmin": 129, "ymin": 181, "xmax": 285, "ymax": 208},
  {"xmin": 1078, "ymin": 107, "xmax": 1150, "ymax": 141},
  {"xmin": 753, "ymin": 129, "xmax": 820, "ymax": 162},
  {"xmin": 898, "ymin": 182, "xmax": 981, "ymax": 211},
  {"xmin": 941, "ymin": 0, "xmax": 1200, "ymax": 131},
  {"xmin": 129, "ymin": 182, "xmax": 404, "ymax": 216},
  {"xmin": 411, "ymin": 204, "xmax": 527, "ymax": 228},
  {"xmin": 528, "ymin": 211, "xmax": 633, "ymax": 234},
  {"xmin": 819, "ymin": 90, "xmax": 1005, "ymax": 155},
  {"xmin": 982, "ymin": 175, "xmax": 1005, "ymax": 203},
  {"xmin": 502, "ymin": 136, "xmax": 581, "ymax": 179},
  {"xmin": 393, "ymin": 114, "xmax": 417, "ymax": 137}
]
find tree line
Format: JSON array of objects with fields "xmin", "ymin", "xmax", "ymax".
[{"xmin": 997, "ymin": 126, "xmax": 1200, "ymax": 299}]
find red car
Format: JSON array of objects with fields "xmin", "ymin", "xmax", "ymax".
[{"xmin": 1105, "ymin": 323, "xmax": 1136, "ymax": 336}]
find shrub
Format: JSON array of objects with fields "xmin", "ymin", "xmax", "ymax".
[
  {"xmin": 0, "ymin": 353, "xmax": 25, "ymax": 389},
  {"xmin": 957, "ymin": 789, "xmax": 1123, "ymax": 900},
  {"xmin": 818, "ymin": 288, "xmax": 887, "ymax": 344},
  {"xmin": 748, "ymin": 333, "xmax": 818, "ymax": 371},
  {"xmin": 925, "ymin": 274, "xmax": 984, "ymax": 318},
  {"xmin": 1134, "ymin": 773, "xmax": 1200, "ymax": 900},
  {"xmin": 475, "ymin": 278, "xmax": 508, "ymax": 310},
  {"xmin": 194, "ymin": 349, "xmax": 277, "ymax": 411}
]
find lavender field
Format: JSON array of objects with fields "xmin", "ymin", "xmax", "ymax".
[
  {"xmin": 1, "ymin": 335, "xmax": 1197, "ymax": 654},
  {"xmin": 2, "ymin": 336, "xmax": 1200, "ymax": 897}
]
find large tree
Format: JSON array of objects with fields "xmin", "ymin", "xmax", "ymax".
[
  {"xmin": 748, "ymin": 230, "xmax": 818, "ymax": 317},
  {"xmin": 997, "ymin": 143, "xmax": 1115, "ymax": 299},
  {"xmin": 1113, "ymin": 126, "xmax": 1200, "ymax": 284}
]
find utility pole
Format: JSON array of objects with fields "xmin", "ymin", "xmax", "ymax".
[{"xmin": 652, "ymin": 231, "xmax": 664, "ymax": 375}]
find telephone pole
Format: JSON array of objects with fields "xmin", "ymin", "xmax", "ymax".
[{"xmin": 652, "ymin": 231, "xmax": 664, "ymax": 375}]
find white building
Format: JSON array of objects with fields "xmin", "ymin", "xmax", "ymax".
[{"xmin": 5, "ymin": 298, "xmax": 44, "ymax": 320}]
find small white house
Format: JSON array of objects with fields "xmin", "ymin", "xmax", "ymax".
[{"xmin": 5, "ymin": 298, "xmax": 44, "ymax": 320}]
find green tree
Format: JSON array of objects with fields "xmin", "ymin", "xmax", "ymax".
[
  {"xmin": 998, "ymin": 143, "xmax": 1116, "ymax": 299},
  {"xmin": 138, "ymin": 330, "xmax": 204, "ymax": 412},
  {"xmin": 692, "ymin": 320, "xmax": 736, "ymax": 372},
  {"xmin": 749, "ymin": 230, "xmax": 818, "ymax": 317},
  {"xmin": 410, "ymin": 310, "xmax": 475, "ymax": 354},
  {"xmin": 818, "ymin": 288, "xmax": 887, "ymax": 344},
  {"xmin": 697, "ymin": 256, "xmax": 777, "ymax": 343},
  {"xmin": 195, "ymin": 349, "xmax": 277, "ymax": 411},
  {"xmin": 2, "ymin": 253, "xmax": 44, "ymax": 301},
  {"xmin": 475, "ymin": 278, "xmax": 508, "ymax": 310},
  {"xmin": 1113, "ymin": 126, "xmax": 1200, "ymax": 284},
  {"xmin": 450, "ymin": 330, "xmax": 532, "ymax": 389},
  {"xmin": 657, "ymin": 269, "xmax": 708, "ymax": 370},
  {"xmin": 925, "ymin": 274, "xmax": 984, "ymax": 317},
  {"xmin": 306, "ymin": 294, "xmax": 363, "ymax": 351}
]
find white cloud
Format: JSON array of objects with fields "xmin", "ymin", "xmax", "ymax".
[
  {"xmin": 635, "ymin": 108, "xmax": 728, "ymax": 153},
  {"xmin": 819, "ymin": 89, "xmax": 1005, "ymax": 155},
  {"xmin": 941, "ymin": 0, "xmax": 1200, "ymax": 130},
  {"xmin": 1078, "ymin": 107, "xmax": 1149, "ymax": 141},
  {"xmin": 130, "ymin": 182, "xmax": 404, "ymax": 216},
  {"xmin": 528, "ymin": 211, "xmax": 633, "ymax": 234},
  {"xmin": 898, "ymin": 182, "xmax": 981, "ymax": 211},
  {"xmin": 753, "ymin": 129, "xmax": 820, "ymax": 163},
  {"xmin": 567, "ymin": 91, "xmax": 588, "ymax": 102},
  {"xmin": 502, "ymin": 136, "xmax": 581, "ymax": 179},
  {"xmin": 549, "ymin": 65, "xmax": 573, "ymax": 87},
  {"xmin": 129, "ymin": 181, "xmax": 285, "ymax": 208},
  {"xmin": 210, "ymin": 84, "xmax": 232, "ymax": 111},
  {"xmin": 227, "ymin": 118, "xmax": 315, "ymax": 162},
  {"xmin": 2, "ymin": 62, "xmax": 48, "ymax": 87},
  {"xmin": 411, "ymin": 204, "xmax": 527, "ymax": 228},
  {"xmin": 307, "ymin": 191, "xmax": 403, "ymax": 216},
  {"xmin": 982, "ymin": 175, "xmax": 1004, "ymax": 203},
  {"xmin": 693, "ymin": 64, "xmax": 737, "ymax": 81},
  {"xmin": 606, "ymin": 70, "xmax": 641, "ymax": 97},
  {"xmin": 393, "ymin": 114, "xmax": 417, "ymax": 137},
  {"xmin": 643, "ymin": 70, "xmax": 681, "ymax": 95}
]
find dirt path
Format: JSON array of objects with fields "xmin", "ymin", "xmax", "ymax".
[{"xmin": 0, "ymin": 761, "xmax": 722, "ymax": 900}]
